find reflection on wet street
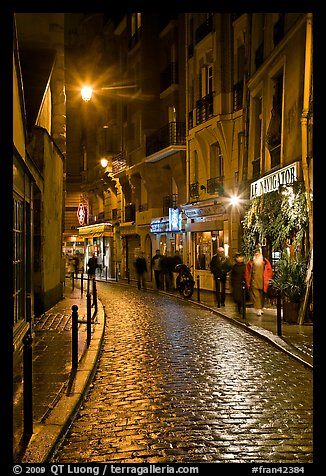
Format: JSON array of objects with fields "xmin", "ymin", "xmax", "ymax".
[{"xmin": 54, "ymin": 283, "xmax": 313, "ymax": 463}]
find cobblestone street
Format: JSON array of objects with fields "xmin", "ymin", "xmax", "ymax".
[{"xmin": 53, "ymin": 282, "xmax": 313, "ymax": 464}]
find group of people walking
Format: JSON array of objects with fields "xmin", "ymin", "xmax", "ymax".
[
  {"xmin": 135, "ymin": 249, "xmax": 183, "ymax": 291},
  {"xmin": 210, "ymin": 246, "xmax": 273, "ymax": 316}
]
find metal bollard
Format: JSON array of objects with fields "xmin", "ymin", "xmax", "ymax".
[
  {"xmin": 86, "ymin": 293, "xmax": 92, "ymax": 346},
  {"xmin": 105, "ymin": 266, "xmax": 108, "ymax": 281},
  {"xmin": 196, "ymin": 274, "xmax": 200, "ymax": 302},
  {"xmin": 80, "ymin": 272, "xmax": 84, "ymax": 295},
  {"xmin": 71, "ymin": 272, "xmax": 74, "ymax": 290},
  {"xmin": 242, "ymin": 281, "xmax": 247, "ymax": 322},
  {"xmin": 71, "ymin": 305, "xmax": 78, "ymax": 370},
  {"xmin": 276, "ymin": 289, "xmax": 282, "ymax": 336},
  {"xmin": 93, "ymin": 279, "xmax": 98, "ymax": 314},
  {"xmin": 216, "ymin": 277, "xmax": 221, "ymax": 308},
  {"xmin": 23, "ymin": 332, "xmax": 33, "ymax": 436}
]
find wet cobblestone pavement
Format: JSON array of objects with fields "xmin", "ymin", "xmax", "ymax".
[{"xmin": 53, "ymin": 282, "xmax": 313, "ymax": 464}]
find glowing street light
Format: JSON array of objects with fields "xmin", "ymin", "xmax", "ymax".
[
  {"xmin": 81, "ymin": 85, "xmax": 93, "ymax": 102},
  {"xmin": 100, "ymin": 158, "xmax": 109, "ymax": 168},
  {"xmin": 230, "ymin": 194, "xmax": 240, "ymax": 207}
]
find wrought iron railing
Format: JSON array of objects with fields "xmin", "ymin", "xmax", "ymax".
[{"xmin": 146, "ymin": 122, "xmax": 186, "ymax": 156}]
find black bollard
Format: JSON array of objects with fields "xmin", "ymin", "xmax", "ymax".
[
  {"xmin": 276, "ymin": 289, "xmax": 282, "ymax": 336},
  {"xmin": 71, "ymin": 305, "xmax": 78, "ymax": 370},
  {"xmin": 71, "ymin": 272, "xmax": 74, "ymax": 290},
  {"xmin": 216, "ymin": 277, "xmax": 221, "ymax": 308},
  {"xmin": 81, "ymin": 272, "xmax": 84, "ymax": 295},
  {"xmin": 23, "ymin": 332, "xmax": 33, "ymax": 436},
  {"xmin": 196, "ymin": 274, "xmax": 200, "ymax": 302},
  {"xmin": 242, "ymin": 281, "xmax": 247, "ymax": 322},
  {"xmin": 127, "ymin": 268, "xmax": 130, "ymax": 284},
  {"xmin": 105, "ymin": 266, "xmax": 108, "ymax": 281},
  {"xmin": 87, "ymin": 293, "xmax": 92, "ymax": 346}
]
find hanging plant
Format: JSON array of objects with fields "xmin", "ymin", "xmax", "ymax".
[{"xmin": 241, "ymin": 181, "xmax": 308, "ymax": 258}]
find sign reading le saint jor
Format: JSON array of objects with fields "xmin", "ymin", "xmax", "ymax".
[{"xmin": 250, "ymin": 162, "xmax": 298, "ymax": 199}]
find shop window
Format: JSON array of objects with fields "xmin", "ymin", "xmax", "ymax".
[
  {"xmin": 195, "ymin": 230, "xmax": 223, "ymax": 270},
  {"xmin": 13, "ymin": 197, "xmax": 24, "ymax": 326}
]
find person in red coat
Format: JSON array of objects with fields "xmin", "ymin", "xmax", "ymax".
[{"xmin": 245, "ymin": 247, "xmax": 273, "ymax": 316}]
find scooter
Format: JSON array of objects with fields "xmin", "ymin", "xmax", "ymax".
[{"xmin": 175, "ymin": 263, "xmax": 195, "ymax": 299}]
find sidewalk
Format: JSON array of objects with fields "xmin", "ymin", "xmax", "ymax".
[
  {"xmin": 17, "ymin": 276, "xmax": 312, "ymax": 463},
  {"xmin": 19, "ymin": 282, "xmax": 106, "ymax": 463}
]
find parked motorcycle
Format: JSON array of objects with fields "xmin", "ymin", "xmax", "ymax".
[{"xmin": 175, "ymin": 263, "xmax": 195, "ymax": 298}]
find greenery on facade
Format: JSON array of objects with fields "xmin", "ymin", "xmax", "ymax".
[
  {"xmin": 271, "ymin": 254, "xmax": 307, "ymax": 303},
  {"xmin": 241, "ymin": 181, "xmax": 308, "ymax": 258}
]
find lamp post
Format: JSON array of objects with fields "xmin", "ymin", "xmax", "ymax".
[{"xmin": 229, "ymin": 194, "xmax": 240, "ymax": 258}]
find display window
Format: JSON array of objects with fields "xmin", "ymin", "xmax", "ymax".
[{"xmin": 194, "ymin": 230, "xmax": 224, "ymax": 270}]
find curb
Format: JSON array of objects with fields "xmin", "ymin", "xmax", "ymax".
[{"xmin": 21, "ymin": 298, "xmax": 107, "ymax": 463}]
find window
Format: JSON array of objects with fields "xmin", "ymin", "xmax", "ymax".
[
  {"xmin": 266, "ymin": 73, "xmax": 283, "ymax": 168},
  {"xmin": 210, "ymin": 142, "xmax": 224, "ymax": 178},
  {"xmin": 252, "ymin": 95, "xmax": 262, "ymax": 177},
  {"xmin": 195, "ymin": 230, "xmax": 224, "ymax": 270},
  {"xmin": 13, "ymin": 197, "xmax": 24, "ymax": 326}
]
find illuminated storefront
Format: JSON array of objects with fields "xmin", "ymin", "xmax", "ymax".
[
  {"xmin": 150, "ymin": 208, "xmax": 185, "ymax": 257},
  {"xmin": 78, "ymin": 222, "xmax": 114, "ymax": 277},
  {"xmin": 181, "ymin": 199, "xmax": 229, "ymax": 291}
]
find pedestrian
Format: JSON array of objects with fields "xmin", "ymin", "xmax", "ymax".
[
  {"xmin": 230, "ymin": 251, "xmax": 246, "ymax": 314},
  {"xmin": 73, "ymin": 254, "xmax": 80, "ymax": 279},
  {"xmin": 210, "ymin": 246, "xmax": 232, "ymax": 306},
  {"xmin": 134, "ymin": 251, "xmax": 147, "ymax": 290},
  {"xmin": 245, "ymin": 246, "xmax": 273, "ymax": 316},
  {"xmin": 87, "ymin": 254, "xmax": 98, "ymax": 279},
  {"xmin": 151, "ymin": 249, "xmax": 162, "ymax": 289},
  {"xmin": 68, "ymin": 256, "xmax": 75, "ymax": 281}
]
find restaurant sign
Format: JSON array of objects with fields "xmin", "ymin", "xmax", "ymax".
[{"xmin": 250, "ymin": 162, "xmax": 298, "ymax": 199}]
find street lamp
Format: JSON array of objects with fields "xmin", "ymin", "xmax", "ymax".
[
  {"xmin": 81, "ymin": 85, "xmax": 93, "ymax": 102},
  {"xmin": 80, "ymin": 83, "xmax": 137, "ymax": 102},
  {"xmin": 100, "ymin": 158, "xmax": 109, "ymax": 168}
]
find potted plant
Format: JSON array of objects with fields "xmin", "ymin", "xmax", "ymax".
[{"xmin": 271, "ymin": 255, "xmax": 307, "ymax": 323}]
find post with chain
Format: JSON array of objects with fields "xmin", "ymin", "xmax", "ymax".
[
  {"xmin": 242, "ymin": 280, "xmax": 247, "ymax": 322},
  {"xmin": 87, "ymin": 292, "xmax": 92, "ymax": 347},
  {"xmin": 23, "ymin": 332, "xmax": 33, "ymax": 436},
  {"xmin": 71, "ymin": 305, "xmax": 78, "ymax": 370},
  {"xmin": 216, "ymin": 277, "xmax": 221, "ymax": 308},
  {"xmin": 276, "ymin": 289, "xmax": 282, "ymax": 336},
  {"xmin": 196, "ymin": 274, "xmax": 200, "ymax": 302}
]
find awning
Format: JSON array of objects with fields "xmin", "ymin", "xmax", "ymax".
[
  {"xmin": 180, "ymin": 199, "xmax": 226, "ymax": 218},
  {"xmin": 77, "ymin": 222, "xmax": 113, "ymax": 238}
]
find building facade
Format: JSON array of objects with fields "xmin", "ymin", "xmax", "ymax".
[
  {"xmin": 13, "ymin": 13, "xmax": 66, "ymax": 458},
  {"xmin": 66, "ymin": 12, "xmax": 313, "ymax": 293}
]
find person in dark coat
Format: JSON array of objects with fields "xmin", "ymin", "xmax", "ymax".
[
  {"xmin": 134, "ymin": 251, "xmax": 147, "ymax": 290},
  {"xmin": 87, "ymin": 254, "xmax": 98, "ymax": 279},
  {"xmin": 210, "ymin": 246, "xmax": 232, "ymax": 306},
  {"xmin": 151, "ymin": 249, "xmax": 162, "ymax": 289},
  {"xmin": 230, "ymin": 252, "xmax": 246, "ymax": 313}
]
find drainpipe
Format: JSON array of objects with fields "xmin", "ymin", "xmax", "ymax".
[{"xmin": 301, "ymin": 12, "xmax": 313, "ymax": 250}]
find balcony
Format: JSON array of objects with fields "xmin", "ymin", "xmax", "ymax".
[
  {"xmin": 196, "ymin": 93, "xmax": 213, "ymax": 125},
  {"xmin": 145, "ymin": 122, "xmax": 186, "ymax": 159},
  {"xmin": 190, "ymin": 181, "xmax": 199, "ymax": 201},
  {"xmin": 112, "ymin": 151, "xmax": 127, "ymax": 175},
  {"xmin": 207, "ymin": 176, "xmax": 224, "ymax": 195},
  {"xmin": 160, "ymin": 62, "xmax": 178, "ymax": 93}
]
